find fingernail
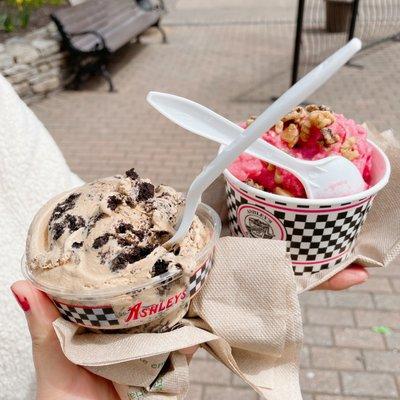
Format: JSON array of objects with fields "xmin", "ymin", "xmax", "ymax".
[{"xmin": 11, "ymin": 288, "xmax": 30, "ymax": 312}]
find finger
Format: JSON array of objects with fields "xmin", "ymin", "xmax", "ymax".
[
  {"xmin": 10, "ymin": 281, "xmax": 73, "ymax": 379},
  {"xmin": 178, "ymin": 345, "xmax": 198, "ymax": 363},
  {"xmin": 11, "ymin": 281, "xmax": 59, "ymax": 344},
  {"xmin": 314, "ymin": 264, "xmax": 369, "ymax": 291}
]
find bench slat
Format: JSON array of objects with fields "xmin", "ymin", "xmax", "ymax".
[{"xmin": 53, "ymin": 0, "xmax": 163, "ymax": 53}]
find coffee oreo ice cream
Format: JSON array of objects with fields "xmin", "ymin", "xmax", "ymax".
[{"xmin": 26, "ymin": 169, "xmax": 210, "ymax": 292}]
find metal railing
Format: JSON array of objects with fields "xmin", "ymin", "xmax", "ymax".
[{"xmin": 292, "ymin": 0, "xmax": 400, "ymax": 84}]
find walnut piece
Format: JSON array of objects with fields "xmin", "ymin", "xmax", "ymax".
[
  {"xmin": 282, "ymin": 106, "xmax": 306, "ymax": 123},
  {"xmin": 246, "ymin": 116, "xmax": 257, "ymax": 127},
  {"xmin": 266, "ymin": 163, "xmax": 275, "ymax": 172},
  {"xmin": 281, "ymin": 123, "xmax": 299, "ymax": 148},
  {"xmin": 309, "ymin": 110, "xmax": 335, "ymax": 129},
  {"xmin": 274, "ymin": 187, "xmax": 293, "ymax": 197},
  {"xmin": 245, "ymin": 179, "xmax": 264, "ymax": 190},
  {"xmin": 340, "ymin": 137, "xmax": 360, "ymax": 160},
  {"xmin": 274, "ymin": 169, "xmax": 283, "ymax": 184},
  {"xmin": 299, "ymin": 119, "xmax": 312, "ymax": 142},
  {"xmin": 321, "ymin": 127, "xmax": 339, "ymax": 146},
  {"xmin": 275, "ymin": 120, "xmax": 284, "ymax": 133},
  {"xmin": 305, "ymin": 104, "xmax": 331, "ymax": 113}
]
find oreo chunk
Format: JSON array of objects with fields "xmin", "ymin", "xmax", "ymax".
[
  {"xmin": 125, "ymin": 197, "xmax": 135, "ymax": 208},
  {"xmin": 110, "ymin": 248, "xmax": 140, "ymax": 272},
  {"xmin": 152, "ymin": 259, "xmax": 169, "ymax": 277},
  {"xmin": 125, "ymin": 168, "xmax": 139, "ymax": 180},
  {"xmin": 132, "ymin": 230, "xmax": 145, "ymax": 241},
  {"xmin": 52, "ymin": 223, "xmax": 65, "ymax": 241},
  {"xmin": 93, "ymin": 233, "xmax": 112, "ymax": 249},
  {"xmin": 72, "ymin": 241, "xmax": 83, "ymax": 249},
  {"xmin": 51, "ymin": 193, "xmax": 81, "ymax": 222},
  {"xmin": 107, "ymin": 195, "xmax": 122, "ymax": 211},
  {"xmin": 116, "ymin": 223, "xmax": 134, "ymax": 234},
  {"xmin": 110, "ymin": 253, "xmax": 129, "ymax": 272},
  {"xmin": 117, "ymin": 237, "xmax": 135, "ymax": 247},
  {"xmin": 138, "ymin": 245, "xmax": 155, "ymax": 259},
  {"xmin": 65, "ymin": 214, "xmax": 85, "ymax": 232},
  {"xmin": 87, "ymin": 212, "xmax": 106, "ymax": 232},
  {"xmin": 137, "ymin": 182, "xmax": 155, "ymax": 202}
]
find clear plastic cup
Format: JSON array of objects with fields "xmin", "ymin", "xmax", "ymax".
[
  {"xmin": 222, "ymin": 140, "xmax": 390, "ymax": 276},
  {"xmin": 22, "ymin": 203, "xmax": 221, "ymax": 332}
]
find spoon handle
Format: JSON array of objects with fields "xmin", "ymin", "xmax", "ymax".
[
  {"xmin": 147, "ymin": 92, "xmax": 321, "ymax": 178},
  {"xmin": 173, "ymin": 39, "xmax": 362, "ymax": 242}
]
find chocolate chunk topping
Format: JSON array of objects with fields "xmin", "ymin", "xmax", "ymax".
[
  {"xmin": 107, "ymin": 195, "xmax": 122, "ymax": 211},
  {"xmin": 137, "ymin": 182, "xmax": 155, "ymax": 202},
  {"xmin": 125, "ymin": 168, "xmax": 139, "ymax": 180},
  {"xmin": 65, "ymin": 214, "xmax": 85, "ymax": 232},
  {"xmin": 116, "ymin": 223, "xmax": 134, "ymax": 234},
  {"xmin": 152, "ymin": 259, "xmax": 169, "ymax": 277},
  {"xmin": 93, "ymin": 233, "xmax": 112, "ymax": 249},
  {"xmin": 72, "ymin": 241, "xmax": 83, "ymax": 249},
  {"xmin": 50, "ymin": 193, "xmax": 80, "ymax": 222}
]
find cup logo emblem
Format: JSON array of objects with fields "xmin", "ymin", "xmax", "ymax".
[{"xmin": 237, "ymin": 205, "xmax": 286, "ymax": 240}]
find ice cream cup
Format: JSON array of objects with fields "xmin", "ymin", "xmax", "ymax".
[
  {"xmin": 22, "ymin": 203, "xmax": 221, "ymax": 331},
  {"xmin": 222, "ymin": 140, "xmax": 390, "ymax": 276}
]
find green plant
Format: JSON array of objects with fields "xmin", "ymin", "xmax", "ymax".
[{"xmin": 0, "ymin": 0, "xmax": 64, "ymax": 33}]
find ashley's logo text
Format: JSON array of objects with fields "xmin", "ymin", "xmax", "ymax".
[{"xmin": 125, "ymin": 289, "xmax": 187, "ymax": 322}]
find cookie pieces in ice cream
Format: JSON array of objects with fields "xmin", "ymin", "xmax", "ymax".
[{"xmin": 26, "ymin": 169, "xmax": 210, "ymax": 291}]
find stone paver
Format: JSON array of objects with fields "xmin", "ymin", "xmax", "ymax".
[
  {"xmin": 333, "ymin": 327, "xmax": 386, "ymax": 350},
  {"xmin": 27, "ymin": 0, "xmax": 400, "ymax": 398},
  {"xmin": 300, "ymin": 369, "xmax": 341, "ymax": 395},
  {"xmin": 310, "ymin": 347, "xmax": 364, "ymax": 371},
  {"xmin": 341, "ymin": 371, "xmax": 398, "ymax": 398},
  {"xmin": 307, "ymin": 307, "xmax": 355, "ymax": 327},
  {"xmin": 363, "ymin": 350, "xmax": 400, "ymax": 373}
]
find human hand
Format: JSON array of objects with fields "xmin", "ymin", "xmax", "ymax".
[
  {"xmin": 11, "ymin": 281, "xmax": 198, "ymax": 400},
  {"xmin": 314, "ymin": 263, "xmax": 369, "ymax": 291}
]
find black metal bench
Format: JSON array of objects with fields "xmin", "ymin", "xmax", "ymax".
[{"xmin": 51, "ymin": 0, "xmax": 167, "ymax": 92}]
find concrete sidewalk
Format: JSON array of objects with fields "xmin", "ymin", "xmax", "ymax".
[{"xmin": 31, "ymin": 1, "xmax": 400, "ymax": 398}]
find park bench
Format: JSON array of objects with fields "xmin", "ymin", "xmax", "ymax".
[{"xmin": 51, "ymin": 0, "xmax": 167, "ymax": 92}]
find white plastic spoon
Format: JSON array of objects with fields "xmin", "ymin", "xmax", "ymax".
[
  {"xmin": 152, "ymin": 38, "xmax": 362, "ymax": 246},
  {"xmin": 147, "ymin": 92, "xmax": 366, "ymax": 199}
]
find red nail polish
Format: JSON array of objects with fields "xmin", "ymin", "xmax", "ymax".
[{"xmin": 11, "ymin": 288, "xmax": 30, "ymax": 312}]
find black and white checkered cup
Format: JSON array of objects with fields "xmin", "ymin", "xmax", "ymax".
[
  {"xmin": 223, "ymin": 140, "xmax": 390, "ymax": 276},
  {"xmin": 22, "ymin": 203, "xmax": 221, "ymax": 331}
]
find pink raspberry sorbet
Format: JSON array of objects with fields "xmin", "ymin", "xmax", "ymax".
[{"xmin": 228, "ymin": 106, "xmax": 372, "ymax": 198}]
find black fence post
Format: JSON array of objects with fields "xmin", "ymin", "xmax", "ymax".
[
  {"xmin": 348, "ymin": 0, "xmax": 360, "ymax": 41},
  {"xmin": 291, "ymin": 0, "xmax": 305, "ymax": 86}
]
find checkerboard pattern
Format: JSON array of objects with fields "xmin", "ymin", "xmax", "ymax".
[
  {"xmin": 225, "ymin": 180, "xmax": 375, "ymax": 275},
  {"xmin": 53, "ymin": 300, "xmax": 120, "ymax": 328},
  {"xmin": 189, "ymin": 258, "xmax": 213, "ymax": 297}
]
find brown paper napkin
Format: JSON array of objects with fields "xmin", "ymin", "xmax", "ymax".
[
  {"xmin": 296, "ymin": 127, "xmax": 400, "ymax": 291},
  {"xmin": 53, "ymin": 237, "xmax": 303, "ymax": 400},
  {"xmin": 52, "ymin": 127, "xmax": 397, "ymax": 399}
]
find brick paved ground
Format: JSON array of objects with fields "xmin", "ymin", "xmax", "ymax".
[{"xmin": 30, "ymin": 1, "xmax": 400, "ymax": 398}]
